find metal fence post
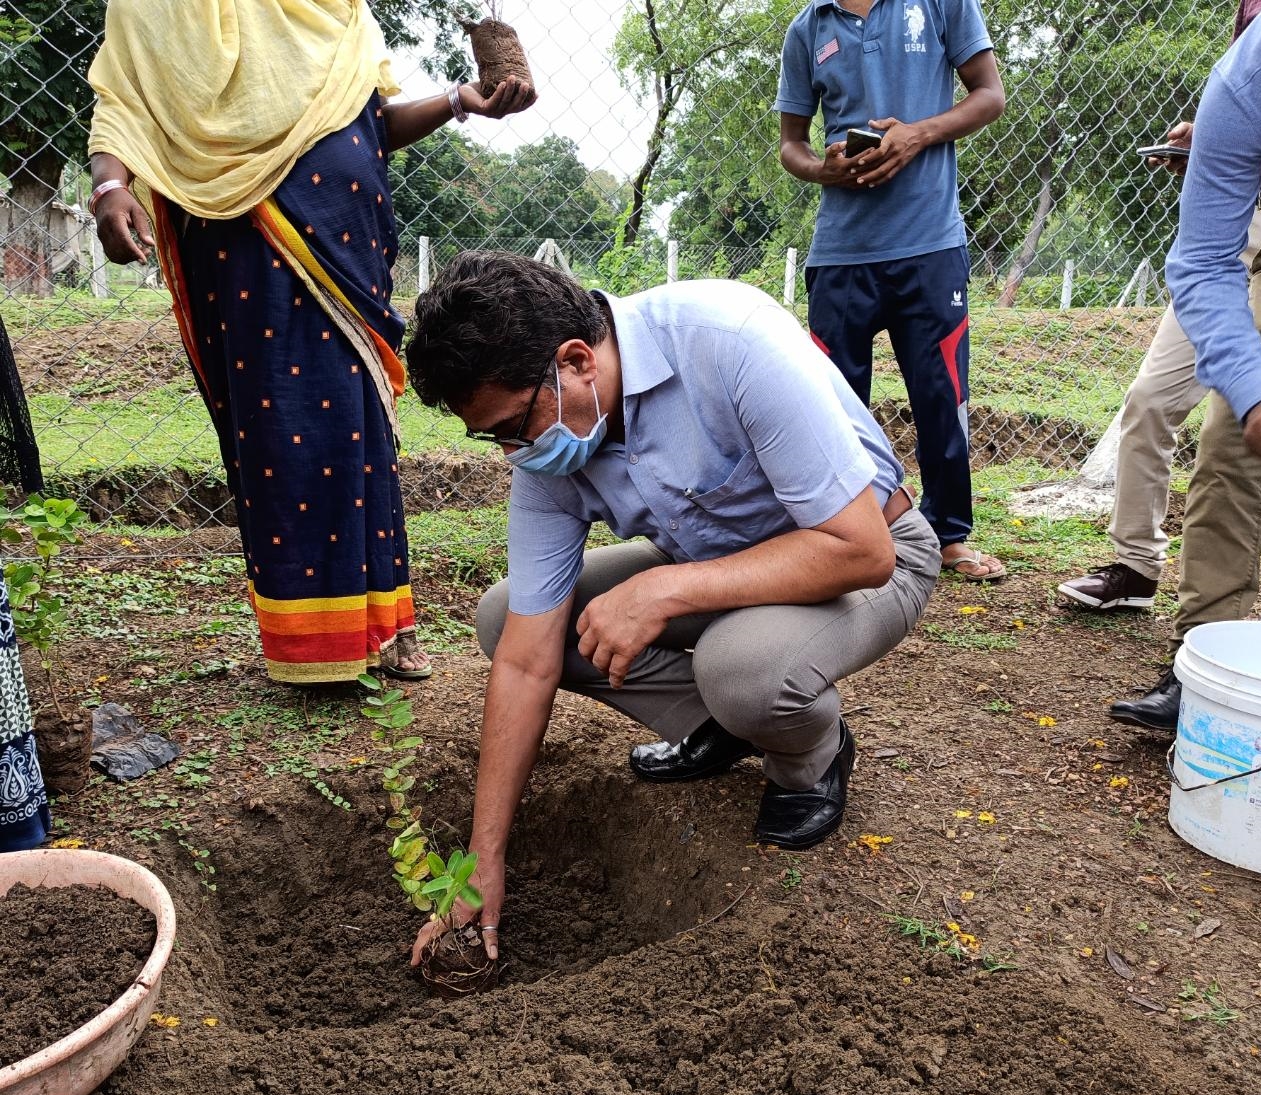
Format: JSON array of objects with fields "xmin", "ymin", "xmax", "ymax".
[
  {"xmin": 1059, "ymin": 259, "xmax": 1074, "ymax": 309},
  {"xmin": 87, "ymin": 223, "xmax": 109, "ymax": 299},
  {"xmin": 418, "ymin": 235, "xmax": 430, "ymax": 293},
  {"xmin": 784, "ymin": 247, "xmax": 797, "ymax": 307},
  {"xmin": 666, "ymin": 239, "xmax": 678, "ymax": 283}
]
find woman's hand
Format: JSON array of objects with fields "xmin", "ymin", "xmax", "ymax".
[
  {"xmin": 94, "ymin": 188, "xmax": 154, "ymax": 265},
  {"xmin": 459, "ymin": 76, "xmax": 538, "ymax": 119},
  {"xmin": 409, "ymin": 854, "xmax": 505, "ymax": 965}
]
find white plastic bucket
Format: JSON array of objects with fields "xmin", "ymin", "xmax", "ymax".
[{"xmin": 1169, "ymin": 620, "xmax": 1261, "ymax": 873}]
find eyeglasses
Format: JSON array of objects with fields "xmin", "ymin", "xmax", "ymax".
[{"xmin": 465, "ymin": 357, "xmax": 555, "ymax": 448}]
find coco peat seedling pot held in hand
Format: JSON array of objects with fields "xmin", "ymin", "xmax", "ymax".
[{"xmin": 460, "ymin": 3, "xmax": 533, "ymax": 99}]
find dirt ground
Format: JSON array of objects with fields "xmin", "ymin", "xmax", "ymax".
[{"xmin": 1, "ymin": 524, "xmax": 1252, "ymax": 1095}]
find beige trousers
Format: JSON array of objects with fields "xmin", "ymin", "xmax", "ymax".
[
  {"xmin": 1172, "ymin": 391, "xmax": 1261, "ymax": 653},
  {"xmin": 477, "ymin": 511, "xmax": 940, "ymax": 790},
  {"xmin": 1110, "ymin": 206, "xmax": 1261, "ymax": 579}
]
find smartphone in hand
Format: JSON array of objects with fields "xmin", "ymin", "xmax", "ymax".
[
  {"xmin": 845, "ymin": 127, "xmax": 883, "ymax": 157},
  {"xmin": 1136, "ymin": 143, "xmax": 1189, "ymax": 160}
]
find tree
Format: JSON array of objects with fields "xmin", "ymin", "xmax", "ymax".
[
  {"xmin": 487, "ymin": 136, "xmax": 620, "ymax": 244},
  {"xmin": 961, "ymin": 0, "xmax": 1219, "ymax": 304},
  {"xmin": 611, "ymin": 0, "xmax": 833, "ymax": 277},
  {"xmin": 371, "ymin": 0, "xmax": 477, "ymax": 79},
  {"xmin": 612, "ymin": 0, "xmax": 779, "ymax": 247},
  {"xmin": 390, "ymin": 126, "xmax": 494, "ymax": 248},
  {"xmin": 0, "ymin": 1, "xmax": 105, "ymax": 295}
]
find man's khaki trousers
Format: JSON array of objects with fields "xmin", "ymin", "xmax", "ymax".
[
  {"xmin": 476, "ymin": 511, "xmax": 940, "ymax": 791},
  {"xmin": 1110, "ymin": 207, "xmax": 1261, "ymax": 580}
]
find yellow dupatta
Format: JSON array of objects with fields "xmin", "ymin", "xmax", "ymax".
[{"xmin": 87, "ymin": 0, "xmax": 399, "ymax": 219}]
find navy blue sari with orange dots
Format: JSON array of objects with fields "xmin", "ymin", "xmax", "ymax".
[{"xmin": 152, "ymin": 95, "xmax": 416, "ymax": 684}]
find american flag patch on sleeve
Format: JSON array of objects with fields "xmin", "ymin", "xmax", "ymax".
[{"xmin": 816, "ymin": 38, "xmax": 839, "ymax": 64}]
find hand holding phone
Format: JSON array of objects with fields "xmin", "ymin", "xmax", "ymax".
[
  {"xmin": 845, "ymin": 127, "xmax": 883, "ymax": 157},
  {"xmin": 1136, "ymin": 143, "xmax": 1189, "ymax": 160}
]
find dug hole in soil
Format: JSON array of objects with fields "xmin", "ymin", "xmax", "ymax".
[{"xmin": 99, "ymin": 735, "xmax": 1253, "ymax": 1095}]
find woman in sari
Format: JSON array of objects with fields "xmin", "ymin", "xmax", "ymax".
[
  {"xmin": 0, "ymin": 574, "xmax": 50, "ymax": 852},
  {"xmin": 87, "ymin": 1, "xmax": 534, "ymax": 685}
]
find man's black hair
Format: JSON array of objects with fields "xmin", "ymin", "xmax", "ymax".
[{"xmin": 406, "ymin": 250, "xmax": 609, "ymax": 412}]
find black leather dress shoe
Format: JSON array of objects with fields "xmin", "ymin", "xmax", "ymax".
[
  {"xmin": 754, "ymin": 719, "xmax": 855, "ymax": 850},
  {"xmin": 1108, "ymin": 666, "xmax": 1180, "ymax": 732},
  {"xmin": 628, "ymin": 719, "xmax": 760, "ymax": 783}
]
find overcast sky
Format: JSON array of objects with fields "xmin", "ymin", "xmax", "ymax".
[{"xmin": 395, "ymin": 0, "xmax": 654, "ymax": 181}]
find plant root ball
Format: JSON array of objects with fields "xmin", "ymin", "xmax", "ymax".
[
  {"xmin": 416, "ymin": 924, "xmax": 500, "ymax": 997},
  {"xmin": 461, "ymin": 18, "xmax": 533, "ymax": 100}
]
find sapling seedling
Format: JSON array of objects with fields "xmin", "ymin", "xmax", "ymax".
[{"xmin": 414, "ymin": 849, "xmax": 499, "ymax": 997}]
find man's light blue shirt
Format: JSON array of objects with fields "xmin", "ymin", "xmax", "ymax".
[
  {"xmin": 775, "ymin": 0, "xmax": 993, "ymax": 266},
  {"xmin": 506, "ymin": 281, "xmax": 905, "ymax": 616},
  {"xmin": 1166, "ymin": 16, "xmax": 1261, "ymax": 424}
]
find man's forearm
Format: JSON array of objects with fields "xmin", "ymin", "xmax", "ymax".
[
  {"xmin": 780, "ymin": 140, "xmax": 829, "ymax": 185},
  {"xmin": 469, "ymin": 662, "xmax": 557, "ymax": 859},
  {"xmin": 906, "ymin": 86, "xmax": 1005, "ymax": 145},
  {"xmin": 655, "ymin": 529, "xmax": 891, "ymax": 619},
  {"xmin": 648, "ymin": 491, "xmax": 895, "ymax": 620}
]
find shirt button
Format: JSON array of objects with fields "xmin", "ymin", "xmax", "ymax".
[
  {"xmin": 669, "ymin": 520, "xmax": 679, "ymax": 530},
  {"xmin": 856, "ymin": 18, "xmax": 863, "ymax": 25},
  {"xmin": 629, "ymin": 453, "xmax": 639, "ymax": 464}
]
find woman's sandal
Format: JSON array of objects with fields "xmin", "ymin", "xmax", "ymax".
[{"xmin": 379, "ymin": 632, "xmax": 434, "ymax": 681}]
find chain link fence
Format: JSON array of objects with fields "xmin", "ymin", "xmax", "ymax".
[{"xmin": 0, "ymin": 0, "xmax": 1225, "ymax": 555}]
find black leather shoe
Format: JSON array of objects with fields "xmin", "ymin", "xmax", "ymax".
[
  {"xmin": 1108, "ymin": 666, "xmax": 1180, "ymax": 732},
  {"xmin": 753, "ymin": 719, "xmax": 855, "ymax": 850},
  {"xmin": 629, "ymin": 719, "xmax": 760, "ymax": 783}
]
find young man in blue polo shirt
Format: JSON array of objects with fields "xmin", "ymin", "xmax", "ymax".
[
  {"xmin": 404, "ymin": 252, "xmax": 939, "ymax": 962},
  {"xmin": 776, "ymin": 0, "xmax": 1005, "ymax": 581}
]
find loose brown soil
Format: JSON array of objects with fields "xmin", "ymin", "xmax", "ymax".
[
  {"xmin": 27, "ymin": 525, "xmax": 1259, "ymax": 1095},
  {"xmin": 0, "ymin": 883, "xmax": 155, "ymax": 1068}
]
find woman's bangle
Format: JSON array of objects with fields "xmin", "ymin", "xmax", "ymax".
[
  {"xmin": 447, "ymin": 83, "xmax": 468, "ymax": 124},
  {"xmin": 88, "ymin": 178, "xmax": 128, "ymax": 216}
]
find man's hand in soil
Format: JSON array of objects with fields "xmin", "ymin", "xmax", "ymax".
[
  {"xmin": 94, "ymin": 189, "xmax": 154, "ymax": 265},
  {"xmin": 410, "ymin": 856, "xmax": 505, "ymax": 964},
  {"xmin": 459, "ymin": 76, "xmax": 537, "ymax": 120},
  {"xmin": 575, "ymin": 570, "xmax": 673, "ymax": 689}
]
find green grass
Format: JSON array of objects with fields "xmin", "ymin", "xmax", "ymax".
[
  {"xmin": 406, "ymin": 502, "xmax": 622, "ymax": 589},
  {"xmin": 22, "ymin": 300, "xmax": 1191, "ymax": 484},
  {"xmin": 869, "ymin": 306, "xmax": 1206, "ymax": 439},
  {"xmin": 32, "ymin": 382, "xmax": 480, "ymax": 477},
  {"xmin": 1, "ymin": 288, "xmax": 172, "ymax": 333}
]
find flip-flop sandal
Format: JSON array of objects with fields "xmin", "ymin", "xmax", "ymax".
[
  {"xmin": 379, "ymin": 633, "xmax": 434, "ymax": 681},
  {"xmin": 941, "ymin": 549, "xmax": 1007, "ymax": 583}
]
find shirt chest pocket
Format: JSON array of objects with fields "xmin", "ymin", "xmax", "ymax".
[{"xmin": 688, "ymin": 450, "xmax": 767, "ymax": 520}]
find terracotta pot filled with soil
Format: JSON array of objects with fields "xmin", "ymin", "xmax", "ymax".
[
  {"xmin": 0, "ymin": 850, "xmax": 176, "ymax": 1095},
  {"xmin": 460, "ymin": 14, "xmax": 533, "ymax": 98},
  {"xmin": 34, "ymin": 706, "xmax": 92, "ymax": 796},
  {"xmin": 415, "ymin": 923, "xmax": 500, "ymax": 997}
]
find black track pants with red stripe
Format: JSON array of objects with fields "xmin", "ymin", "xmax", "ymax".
[{"xmin": 806, "ymin": 245, "xmax": 973, "ymax": 547}]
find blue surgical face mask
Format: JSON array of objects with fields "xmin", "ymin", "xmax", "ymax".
[{"xmin": 506, "ymin": 364, "xmax": 607, "ymax": 476}]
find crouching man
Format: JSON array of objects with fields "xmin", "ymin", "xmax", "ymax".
[{"xmin": 405, "ymin": 252, "xmax": 938, "ymax": 961}]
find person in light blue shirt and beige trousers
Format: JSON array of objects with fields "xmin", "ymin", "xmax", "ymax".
[
  {"xmin": 404, "ymin": 252, "xmax": 939, "ymax": 964},
  {"xmin": 776, "ymin": 0, "xmax": 1006, "ymax": 581},
  {"xmin": 1116, "ymin": 17, "xmax": 1261, "ymax": 723}
]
